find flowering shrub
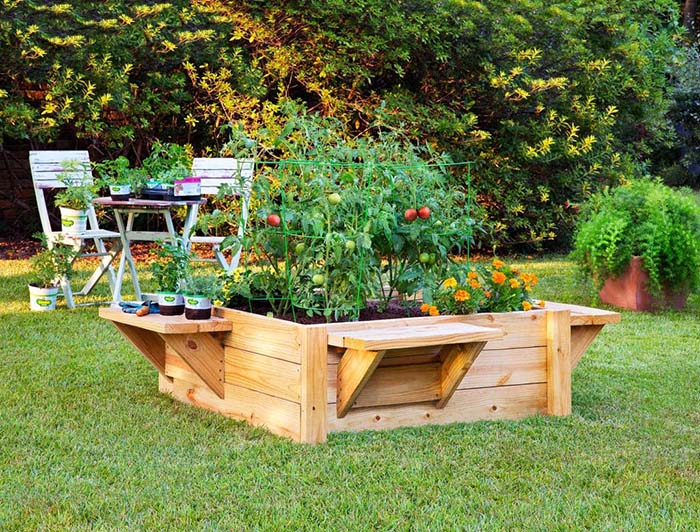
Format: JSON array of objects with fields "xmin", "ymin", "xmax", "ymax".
[{"xmin": 423, "ymin": 259, "xmax": 543, "ymax": 316}]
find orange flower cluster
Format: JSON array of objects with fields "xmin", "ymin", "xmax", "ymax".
[
  {"xmin": 518, "ymin": 272, "xmax": 538, "ymax": 291},
  {"xmin": 454, "ymin": 289, "xmax": 470, "ymax": 302},
  {"xmin": 420, "ymin": 303, "xmax": 440, "ymax": 316},
  {"xmin": 492, "ymin": 271, "xmax": 506, "ymax": 285}
]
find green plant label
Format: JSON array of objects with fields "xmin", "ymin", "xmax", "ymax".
[
  {"xmin": 187, "ymin": 298, "xmax": 199, "ymax": 306},
  {"xmin": 62, "ymin": 219, "xmax": 74, "ymax": 227},
  {"xmin": 163, "ymin": 296, "xmax": 176, "ymax": 303},
  {"xmin": 112, "ymin": 186, "xmax": 122, "ymax": 192},
  {"xmin": 35, "ymin": 298, "xmax": 53, "ymax": 307}
]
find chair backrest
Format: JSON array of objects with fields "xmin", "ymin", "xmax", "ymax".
[
  {"xmin": 191, "ymin": 158, "xmax": 255, "ymax": 196},
  {"xmin": 29, "ymin": 150, "xmax": 96, "ymax": 235},
  {"xmin": 29, "ymin": 150, "xmax": 93, "ymax": 189}
]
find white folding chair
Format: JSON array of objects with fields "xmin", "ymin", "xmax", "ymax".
[
  {"xmin": 29, "ymin": 150, "xmax": 122, "ymax": 308},
  {"xmin": 189, "ymin": 158, "xmax": 255, "ymax": 273}
]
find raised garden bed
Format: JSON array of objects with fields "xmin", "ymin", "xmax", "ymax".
[{"xmin": 100, "ymin": 301, "xmax": 619, "ymax": 443}]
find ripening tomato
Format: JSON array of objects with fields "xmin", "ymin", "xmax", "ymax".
[
  {"xmin": 267, "ymin": 214, "xmax": 281, "ymax": 227},
  {"xmin": 417, "ymin": 206, "xmax": 431, "ymax": 219},
  {"xmin": 312, "ymin": 273, "xmax": 326, "ymax": 285},
  {"xmin": 345, "ymin": 240, "xmax": 356, "ymax": 252},
  {"xmin": 328, "ymin": 193, "xmax": 342, "ymax": 205},
  {"xmin": 404, "ymin": 208, "xmax": 418, "ymax": 222}
]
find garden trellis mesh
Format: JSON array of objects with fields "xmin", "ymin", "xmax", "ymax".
[{"xmin": 223, "ymin": 159, "xmax": 476, "ymax": 321}]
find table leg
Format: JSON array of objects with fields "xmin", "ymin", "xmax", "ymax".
[
  {"xmin": 182, "ymin": 204, "xmax": 199, "ymax": 253},
  {"xmin": 114, "ymin": 210, "xmax": 142, "ymax": 301}
]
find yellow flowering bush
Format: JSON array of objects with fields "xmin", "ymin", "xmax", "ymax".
[{"xmin": 423, "ymin": 259, "xmax": 541, "ymax": 315}]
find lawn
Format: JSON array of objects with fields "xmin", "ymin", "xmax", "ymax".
[{"xmin": 1, "ymin": 256, "xmax": 699, "ymax": 530}]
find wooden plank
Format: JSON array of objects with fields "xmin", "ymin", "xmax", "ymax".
[
  {"xmin": 224, "ymin": 347, "xmax": 301, "ymax": 403},
  {"xmin": 461, "ymin": 346, "xmax": 546, "ymax": 389},
  {"xmin": 336, "ymin": 349, "xmax": 387, "ymax": 418},
  {"xmin": 112, "ymin": 322, "xmax": 170, "ymax": 380},
  {"xmin": 546, "ymin": 310, "xmax": 571, "ymax": 416},
  {"xmin": 436, "ymin": 341, "xmax": 487, "ymax": 409},
  {"xmin": 100, "ymin": 307, "xmax": 233, "ymax": 334},
  {"xmin": 325, "ymin": 311, "xmax": 548, "ymax": 352},
  {"xmin": 216, "ymin": 307, "xmax": 303, "ymax": 363},
  {"xmin": 327, "ymin": 383, "xmax": 547, "ymax": 434},
  {"xmin": 165, "ymin": 348, "xmax": 206, "ymax": 386},
  {"xmin": 542, "ymin": 301, "xmax": 620, "ymax": 326},
  {"xmin": 164, "ymin": 333, "xmax": 225, "ymax": 399},
  {"xmin": 300, "ymin": 327, "xmax": 328, "ymax": 443},
  {"xmin": 570, "ymin": 324, "xmax": 604, "ymax": 369},
  {"xmin": 328, "ymin": 322, "xmax": 502, "ymax": 351},
  {"xmin": 168, "ymin": 380, "xmax": 301, "ymax": 441}
]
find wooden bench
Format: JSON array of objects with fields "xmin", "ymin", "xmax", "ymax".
[{"xmin": 328, "ymin": 323, "xmax": 504, "ymax": 417}]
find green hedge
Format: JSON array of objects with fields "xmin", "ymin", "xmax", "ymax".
[{"xmin": 0, "ymin": 0, "xmax": 682, "ymax": 248}]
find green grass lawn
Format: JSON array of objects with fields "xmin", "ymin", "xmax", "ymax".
[{"xmin": 1, "ymin": 256, "xmax": 699, "ymax": 530}]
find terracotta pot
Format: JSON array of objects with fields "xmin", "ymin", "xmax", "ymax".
[{"xmin": 598, "ymin": 256, "xmax": 688, "ymax": 311}]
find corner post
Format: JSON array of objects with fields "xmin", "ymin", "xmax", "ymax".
[
  {"xmin": 546, "ymin": 309, "xmax": 571, "ymax": 416},
  {"xmin": 300, "ymin": 326, "xmax": 328, "ymax": 443}
]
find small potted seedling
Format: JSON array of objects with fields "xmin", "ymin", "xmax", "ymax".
[
  {"xmin": 141, "ymin": 142, "xmax": 196, "ymax": 200},
  {"xmin": 54, "ymin": 163, "xmax": 98, "ymax": 235},
  {"xmin": 149, "ymin": 240, "xmax": 191, "ymax": 316},
  {"xmin": 94, "ymin": 156, "xmax": 145, "ymax": 200},
  {"xmin": 28, "ymin": 234, "xmax": 78, "ymax": 311},
  {"xmin": 181, "ymin": 273, "xmax": 221, "ymax": 320}
]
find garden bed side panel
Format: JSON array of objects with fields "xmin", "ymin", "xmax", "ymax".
[
  {"xmin": 325, "ymin": 310, "xmax": 568, "ymax": 435},
  {"xmin": 159, "ymin": 309, "xmax": 318, "ymax": 442}
]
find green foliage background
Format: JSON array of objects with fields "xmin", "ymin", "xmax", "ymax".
[{"xmin": 0, "ymin": 0, "xmax": 684, "ymax": 248}]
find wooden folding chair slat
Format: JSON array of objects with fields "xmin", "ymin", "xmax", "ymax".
[
  {"xmin": 29, "ymin": 150, "xmax": 122, "ymax": 308},
  {"xmin": 190, "ymin": 158, "xmax": 255, "ymax": 273}
]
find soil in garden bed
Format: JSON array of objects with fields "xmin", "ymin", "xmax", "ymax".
[{"xmin": 227, "ymin": 299, "xmax": 424, "ymax": 324}]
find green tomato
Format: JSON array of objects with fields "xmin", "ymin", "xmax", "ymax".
[
  {"xmin": 429, "ymin": 253, "xmax": 436, "ymax": 265},
  {"xmin": 295, "ymin": 242, "xmax": 306, "ymax": 253},
  {"xmin": 345, "ymin": 240, "xmax": 356, "ymax": 252},
  {"xmin": 327, "ymin": 193, "xmax": 342, "ymax": 205},
  {"xmin": 312, "ymin": 274, "xmax": 326, "ymax": 286},
  {"xmin": 419, "ymin": 252, "xmax": 431, "ymax": 264},
  {"xmin": 434, "ymin": 220, "xmax": 443, "ymax": 227}
]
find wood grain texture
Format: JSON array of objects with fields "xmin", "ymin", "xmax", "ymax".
[
  {"xmin": 328, "ymin": 322, "xmax": 503, "ymax": 350},
  {"xmin": 541, "ymin": 301, "xmax": 620, "ymax": 326},
  {"xmin": 224, "ymin": 347, "xmax": 301, "ymax": 402},
  {"xmin": 336, "ymin": 349, "xmax": 386, "ymax": 418},
  {"xmin": 546, "ymin": 310, "xmax": 571, "ymax": 416},
  {"xmin": 436, "ymin": 341, "xmax": 487, "ymax": 409},
  {"xmin": 300, "ymin": 327, "xmax": 328, "ymax": 443},
  {"xmin": 570, "ymin": 325, "xmax": 604, "ymax": 369},
  {"xmin": 169, "ymin": 380, "xmax": 301, "ymax": 441},
  {"xmin": 164, "ymin": 333, "xmax": 225, "ymax": 399},
  {"xmin": 112, "ymin": 322, "xmax": 170, "ymax": 379},
  {"xmin": 101, "ymin": 307, "xmax": 232, "ymax": 334},
  {"xmin": 327, "ymin": 383, "xmax": 547, "ymax": 434}
]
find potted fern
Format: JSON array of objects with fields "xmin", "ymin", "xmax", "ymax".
[
  {"xmin": 571, "ymin": 178, "xmax": 700, "ymax": 310},
  {"xmin": 28, "ymin": 234, "xmax": 78, "ymax": 311}
]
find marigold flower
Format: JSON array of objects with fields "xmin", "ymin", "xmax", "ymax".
[
  {"xmin": 420, "ymin": 303, "xmax": 431, "ymax": 313},
  {"xmin": 492, "ymin": 271, "xmax": 506, "ymax": 285},
  {"xmin": 522, "ymin": 300, "xmax": 533, "ymax": 311},
  {"xmin": 492, "ymin": 258, "xmax": 505, "ymax": 269},
  {"xmin": 443, "ymin": 277, "xmax": 458, "ymax": 289},
  {"xmin": 467, "ymin": 271, "xmax": 478, "ymax": 280},
  {"xmin": 509, "ymin": 278, "xmax": 520, "ymax": 289},
  {"xmin": 429, "ymin": 306, "xmax": 440, "ymax": 316},
  {"xmin": 454, "ymin": 289, "xmax": 470, "ymax": 302},
  {"xmin": 484, "ymin": 290, "xmax": 492, "ymax": 299},
  {"xmin": 469, "ymin": 279, "xmax": 480, "ymax": 289},
  {"xmin": 538, "ymin": 300, "xmax": 545, "ymax": 307}
]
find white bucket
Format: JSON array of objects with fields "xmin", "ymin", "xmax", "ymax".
[
  {"xmin": 60, "ymin": 207, "xmax": 87, "ymax": 235},
  {"xmin": 28, "ymin": 284, "xmax": 59, "ymax": 311}
]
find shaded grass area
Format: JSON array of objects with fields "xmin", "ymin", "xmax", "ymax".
[{"xmin": 1, "ymin": 257, "xmax": 699, "ymax": 530}]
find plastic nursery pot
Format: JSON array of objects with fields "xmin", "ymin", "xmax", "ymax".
[
  {"xmin": 59, "ymin": 207, "xmax": 87, "ymax": 235},
  {"xmin": 109, "ymin": 184, "xmax": 131, "ymax": 201},
  {"xmin": 28, "ymin": 284, "xmax": 58, "ymax": 311},
  {"xmin": 173, "ymin": 177, "xmax": 201, "ymax": 201},
  {"xmin": 157, "ymin": 292, "xmax": 185, "ymax": 316},
  {"xmin": 184, "ymin": 294, "xmax": 212, "ymax": 320}
]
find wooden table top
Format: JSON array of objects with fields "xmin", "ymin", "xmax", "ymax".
[{"xmin": 94, "ymin": 197, "xmax": 206, "ymax": 208}]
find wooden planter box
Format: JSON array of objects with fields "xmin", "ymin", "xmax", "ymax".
[{"xmin": 100, "ymin": 302, "xmax": 619, "ymax": 443}]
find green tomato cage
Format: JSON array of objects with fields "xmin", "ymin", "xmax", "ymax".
[{"xmin": 224, "ymin": 159, "xmax": 475, "ymax": 322}]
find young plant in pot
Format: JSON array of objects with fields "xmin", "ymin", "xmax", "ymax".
[
  {"xmin": 54, "ymin": 165, "xmax": 98, "ymax": 235},
  {"xmin": 28, "ymin": 234, "xmax": 78, "ymax": 311},
  {"xmin": 149, "ymin": 240, "xmax": 191, "ymax": 316},
  {"xmin": 571, "ymin": 178, "xmax": 700, "ymax": 311},
  {"xmin": 141, "ymin": 142, "xmax": 197, "ymax": 200},
  {"xmin": 181, "ymin": 273, "xmax": 221, "ymax": 320},
  {"xmin": 94, "ymin": 156, "xmax": 147, "ymax": 200}
]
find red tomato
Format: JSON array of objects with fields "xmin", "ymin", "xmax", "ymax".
[
  {"xmin": 267, "ymin": 214, "xmax": 281, "ymax": 227},
  {"xmin": 417, "ymin": 206, "xmax": 431, "ymax": 219},
  {"xmin": 404, "ymin": 208, "xmax": 418, "ymax": 222}
]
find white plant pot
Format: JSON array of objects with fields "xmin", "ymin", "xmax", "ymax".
[
  {"xmin": 158, "ymin": 292, "xmax": 185, "ymax": 316},
  {"xmin": 60, "ymin": 207, "xmax": 87, "ymax": 235},
  {"xmin": 109, "ymin": 184, "xmax": 131, "ymax": 201},
  {"xmin": 28, "ymin": 284, "xmax": 58, "ymax": 311},
  {"xmin": 184, "ymin": 294, "xmax": 212, "ymax": 320}
]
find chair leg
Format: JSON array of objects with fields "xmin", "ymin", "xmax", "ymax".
[
  {"xmin": 60, "ymin": 276, "xmax": 75, "ymax": 309},
  {"xmin": 78, "ymin": 241, "xmax": 121, "ymax": 296}
]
